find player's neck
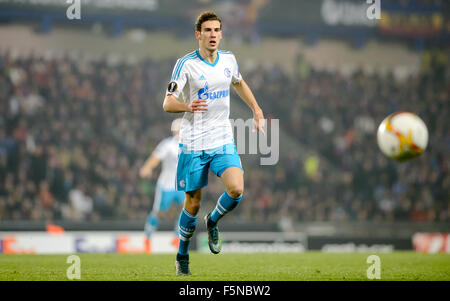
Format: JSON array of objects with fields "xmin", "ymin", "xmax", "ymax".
[{"xmin": 198, "ymin": 47, "xmax": 217, "ymax": 64}]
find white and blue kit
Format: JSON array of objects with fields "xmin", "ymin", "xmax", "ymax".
[
  {"xmin": 151, "ymin": 136, "xmax": 185, "ymax": 211},
  {"xmin": 166, "ymin": 49, "xmax": 244, "ymax": 192},
  {"xmin": 145, "ymin": 136, "xmax": 184, "ymax": 239}
]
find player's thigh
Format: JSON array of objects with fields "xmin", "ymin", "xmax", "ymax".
[
  {"xmin": 221, "ymin": 167, "xmax": 244, "ymax": 197},
  {"xmin": 209, "ymin": 144, "xmax": 243, "ymax": 179},
  {"xmin": 210, "ymin": 146, "xmax": 244, "ymax": 196}
]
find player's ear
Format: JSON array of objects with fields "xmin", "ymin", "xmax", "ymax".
[{"xmin": 195, "ymin": 31, "xmax": 201, "ymax": 40}]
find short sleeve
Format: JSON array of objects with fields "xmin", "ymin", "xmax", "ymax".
[
  {"xmin": 231, "ymin": 54, "xmax": 242, "ymax": 84},
  {"xmin": 166, "ymin": 58, "xmax": 188, "ymax": 99}
]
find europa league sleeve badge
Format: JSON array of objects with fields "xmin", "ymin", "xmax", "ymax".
[{"xmin": 167, "ymin": 81, "xmax": 178, "ymax": 93}]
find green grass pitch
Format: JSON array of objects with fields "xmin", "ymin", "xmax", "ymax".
[{"xmin": 0, "ymin": 251, "xmax": 449, "ymax": 281}]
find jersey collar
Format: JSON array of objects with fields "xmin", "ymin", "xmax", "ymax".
[{"xmin": 196, "ymin": 49, "xmax": 219, "ymax": 67}]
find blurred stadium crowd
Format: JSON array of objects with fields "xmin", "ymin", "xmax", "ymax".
[{"xmin": 0, "ymin": 47, "xmax": 448, "ymax": 224}]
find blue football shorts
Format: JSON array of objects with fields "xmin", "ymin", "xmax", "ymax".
[
  {"xmin": 176, "ymin": 142, "xmax": 243, "ymax": 192},
  {"xmin": 153, "ymin": 185, "xmax": 185, "ymax": 212}
]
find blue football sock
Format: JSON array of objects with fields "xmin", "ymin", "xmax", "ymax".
[
  {"xmin": 209, "ymin": 191, "xmax": 242, "ymax": 226},
  {"xmin": 177, "ymin": 208, "xmax": 198, "ymax": 255}
]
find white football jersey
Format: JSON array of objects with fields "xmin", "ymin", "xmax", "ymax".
[
  {"xmin": 166, "ymin": 49, "xmax": 242, "ymax": 151},
  {"xmin": 152, "ymin": 136, "xmax": 179, "ymax": 190}
]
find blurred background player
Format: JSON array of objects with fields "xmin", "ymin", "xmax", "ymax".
[{"xmin": 139, "ymin": 118, "xmax": 184, "ymax": 252}]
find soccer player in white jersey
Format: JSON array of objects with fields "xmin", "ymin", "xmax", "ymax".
[
  {"xmin": 139, "ymin": 119, "xmax": 184, "ymax": 251},
  {"xmin": 163, "ymin": 11, "xmax": 265, "ymax": 276}
]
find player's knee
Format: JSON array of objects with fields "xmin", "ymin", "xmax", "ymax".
[
  {"xmin": 227, "ymin": 185, "xmax": 243, "ymax": 199},
  {"xmin": 186, "ymin": 202, "xmax": 201, "ymax": 215},
  {"xmin": 185, "ymin": 191, "xmax": 202, "ymax": 215}
]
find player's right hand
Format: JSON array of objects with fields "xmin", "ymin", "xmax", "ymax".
[{"xmin": 188, "ymin": 99, "xmax": 208, "ymax": 113}]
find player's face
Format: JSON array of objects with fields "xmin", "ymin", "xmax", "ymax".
[{"xmin": 196, "ymin": 20, "xmax": 222, "ymax": 52}]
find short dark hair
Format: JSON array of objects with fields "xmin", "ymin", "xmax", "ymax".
[{"xmin": 195, "ymin": 11, "xmax": 222, "ymax": 32}]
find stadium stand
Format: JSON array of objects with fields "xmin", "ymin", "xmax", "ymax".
[{"xmin": 0, "ymin": 44, "xmax": 447, "ymax": 224}]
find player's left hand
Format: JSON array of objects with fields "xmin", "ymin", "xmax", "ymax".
[{"xmin": 253, "ymin": 109, "xmax": 265, "ymax": 136}]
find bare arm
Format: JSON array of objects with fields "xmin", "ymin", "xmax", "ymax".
[
  {"xmin": 139, "ymin": 155, "xmax": 160, "ymax": 179},
  {"xmin": 232, "ymin": 79, "xmax": 265, "ymax": 135},
  {"xmin": 163, "ymin": 94, "xmax": 208, "ymax": 113}
]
